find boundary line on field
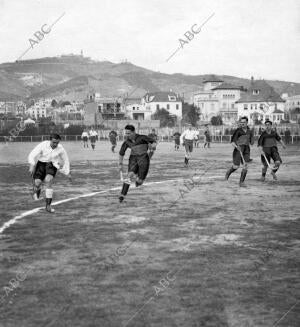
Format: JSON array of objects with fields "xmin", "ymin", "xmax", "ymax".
[{"xmin": 0, "ymin": 175, "xmax": 226, "ymax": 235}]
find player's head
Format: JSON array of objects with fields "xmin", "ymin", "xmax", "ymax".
[
  {"xmin": 265, "ymin": 120, "xmax": 272, "ymax": 131},
  {"xmin": 240, "ymin": 116, "xmax": 248, "ymax": 127},
  {"xmin": 187, "ymin": 123, "xmax": 192, "ymax": 130},
  {"xmin": 124, "ymin": 125, "xmax": 136, "ymax": 139},
  {"xmin": 50, "ymin": 133, "xmax": 61, "ymax": 148}
]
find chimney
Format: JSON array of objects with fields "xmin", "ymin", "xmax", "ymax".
[{"xmin": 251, "ymin": 76, "xmax": 254, "ymax": 85}]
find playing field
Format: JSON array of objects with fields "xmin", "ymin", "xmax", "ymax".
[{"xmin": 0, "ymin": 141, "xmax": 299, "ymax": 327}]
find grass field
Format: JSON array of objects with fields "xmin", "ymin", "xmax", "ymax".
[{"xmin": 0, "ymin": 141, "xmax": 299, "ymax": 327}]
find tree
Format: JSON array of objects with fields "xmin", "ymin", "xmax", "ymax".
[
  {"xmin": 51, "ymin": 99, "xmax": 58, "ymax": 107},
  {"xmin": 182, "ymin": 102, "xmax": 200, "ymax": 126},
  {"xmin": 152, "ymin": 108, "xmax": 175, "ymax": 127},
  {"xmin": 211, "ymin": 116, "xmax": 223, "ymax": 125}
]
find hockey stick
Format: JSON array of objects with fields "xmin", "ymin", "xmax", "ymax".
[{"xmin": 262, "ymin": 152, "xmax": 273, "ymax": 170}]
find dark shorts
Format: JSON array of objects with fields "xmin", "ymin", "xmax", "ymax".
[
  {"xmin": 90, "ymin": 136, "xmax": 96, "ymax": 143},
  {"xmin": 128, "ymin": 154, "xmax": 150, "ymax": 180},
  {"xmin": 33, "ymin": 161, "xmax": 57, "ymax": 181},
  {"xmin": 261, "ymin": 146, "xmax": 282, "ymax": 166},
  {"xmin": 83, "ymin": 136, "xmax": 88, "ymax": 142},
  {"xmin": 184, "ymin": 140, "xmax": 193, "ymax": 152},
  {"xmin": 233, "ymin": 145, "xmax": 251, "ymax": 166},
  {"xmin": 174, "ymin": 139, "xmax": 180, "ymax": 145}
]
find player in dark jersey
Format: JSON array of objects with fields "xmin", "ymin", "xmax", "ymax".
[
  {"xmin": 225, "ymin": 116, "xmax": 254, "ymax": 186},
  {"xmin": 258, "ymin": 120, "xmax": 286, "ymax": 181},
  {"xmin": 148, "ymin": 129, "xmax": 158, "ymax": 142},
  {"xmin": 109, "ymin": 130, "xmax": 118, "ymax": 153},
  {"xmin": 204, "ymin": 125, "xmax": 211, "ymax": 148},
  {"xmin": 173, "ymin": 131, "xmax": 181, "ymax": 150},
  {"xmin": 118, "ymin": 125, "xmax": 156, "ymax": 202}
]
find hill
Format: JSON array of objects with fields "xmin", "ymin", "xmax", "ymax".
[{"xmin": 0, "ymin": 55, "xmax": 299, "ymax": 102}]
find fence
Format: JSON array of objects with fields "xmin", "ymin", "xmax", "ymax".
[{"xmin": 1, "ymin": 134, "xmax": 300, "ymax": 144}]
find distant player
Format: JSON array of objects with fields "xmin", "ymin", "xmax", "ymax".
[
  {"xmin": 204, "ymin": 125, "xmax": 211, "ymax": 148},
  {"xmin": 28, "ymin": 133, "xmax": 71, "ymax": 213},
  {"xmin": 109, "ymin": 130, "xmax": 118, "ymax": 153},
  {"xmin": 81, "ymin": 129, "xmax": 89, "ymax": 148},
  {"xmin": 173, "ymin": 130, "xmax": 181, "ymax": 151},
  {"xmin": 258, "ymin": 120, "xmax": 286, "ymax": 181},
  {"xmin": 225, "ymin": 116, "xmax": 254, "ymax": 187},
  {"xmin": 89, "ymin": 128, "xmax": 98, "ymax": 150},
  {"xmin": 180, "ymin": 124, "xmax": 195, "ymax": 166},
  {"xmin": 193, "ymin": 128, "xmax": 200, "ymax": 148},
  {"xmin": 148, "ymin": 129, "xmax": 158, "ymax": 142},
  {"xmin": 118, "ymin": 125, "xmax": 156, "ymax": 202}
]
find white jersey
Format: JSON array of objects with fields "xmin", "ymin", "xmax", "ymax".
[
  {"xmin": 180, "ymin": 129, "xmax": 195, "ymax": 143},
  {"xmin": 28, "ymin": 141, "xmax": 70, "ymax": 175},
  {"xmin": 81, "ymin": 132, "xmax": 89, "ymax": 138},
  {"xmin": 89, "ymin": 130, "xmax": 98, "ymax": 137}
]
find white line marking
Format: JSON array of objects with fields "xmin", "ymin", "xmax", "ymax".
[{"xmin": 0, "ymin": 175, "xmax": 224, "ymax": 234}]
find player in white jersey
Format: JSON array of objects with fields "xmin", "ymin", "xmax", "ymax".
[
  {"xmin": 81, "ymin": 129, "xmax": 89, "ymax": 148},
  {"xmin": 89, "ymin": 128, "xmax": 98, "ymax": 150},
  {"xmin": 28, "ymin": 134, "xmax": 71, "ymax": 213},
  {"xmin": 180, "ymin": 125, "xmax": 195, "ymax": 166}
]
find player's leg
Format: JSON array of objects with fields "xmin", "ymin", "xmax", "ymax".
[
  {"xmin": 239, "ymin": 145, "xmax": 249, "ymax": 186},
  {"xmin": 119, "ymin": 156, "xmax": 138, "ymax": 202},
  {"xmin": 44, "ymin": 163, "xmax": 57, "ymax": 212},
  {"xmin": 260, "ymin": 153, "xmax": 268, "ymax": 182},
  {"xmin": 31, "ymin": 161, "xmax": 44, "ymax": 200},
  {"xmin": 135, "ymin": 154, "xmax": 150, "ymax": 187},
  {"xmin": 225, "ymin": 148, "xmax": 240, "ymax": 180},
  {"xmin": 270, "ymin": 147, "xmax": 282, "ymax": 180}
]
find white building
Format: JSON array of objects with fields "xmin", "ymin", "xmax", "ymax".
[
  {"xmin": 193, "ymin": 77, "xmax": 243, "ymax": 124},
  {"xmin": 236, "ymin": 79, "xmax": 285, "ymax": 124},
  {"xmin": 141, "ymin": 91, "xmax": 182, "ymax": 119}
]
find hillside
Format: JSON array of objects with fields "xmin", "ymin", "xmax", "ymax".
[{"xmin": 0, "ymin": 55, "xmax": 299, "ymax": 102}]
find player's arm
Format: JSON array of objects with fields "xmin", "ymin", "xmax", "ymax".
[
  {"xmin": 275, "ymin": 133, "xmax": 286, "ymax": 149},
  {"xmin": 180, "ymin": 131, "xmax": 186, "ymax": 145},
  {"xmin": 118, "ymin": 142, "xmax": 128, "ymax": 171},
  {"xmin": 28, "ymin": 142, "xmax": 43, "ymax": 174},
  {"xmin": 230, "ymin": 130, "xmax": 240, "ymax": 150},
  {"xmin": 257, "ymin": 133, "xmax": 265, "ymax": 154},
  {"xmin": 59, "ymin": 148, "xmax": 71, "ymax": 177}
]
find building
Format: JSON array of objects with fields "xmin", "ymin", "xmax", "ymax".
[
  {"xmin": 141, "ymin": 91, "xmax": 182, "ymax": 119},
  {"xmin": 193, "ymin": 77, "xmax": 243, "ymax": 124},
  {"xmin": 211, "ymin": 82, "xmax": 243, "ymax": 124},
  {"xmin": 284, "ymin": 95, "xmax": 300, "ymax": 121},
  {"xmin": 123, "ymin": 97, "xmax": 152, "ymax": 120},
  {"xmin": 0, "ymin": 101, "xmax": 26, "ymax": 116},
  {"xmin": 236, "ymin": 79, "xmax": 285, "ymax": 124}
]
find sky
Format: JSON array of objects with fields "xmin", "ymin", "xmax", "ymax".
[{"xmin": 0, "ymin": 0, "xmax": 299, "ymax": 82}]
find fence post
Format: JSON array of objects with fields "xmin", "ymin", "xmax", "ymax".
[
  {"xmin": 31, "ymin": 136, "xmax": 33, "ymax": 142},
  {"xmin": 221, "ymin": 135, "xmax": 223, "ymax": 143}
]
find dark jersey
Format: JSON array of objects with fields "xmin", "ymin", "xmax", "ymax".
[
  {"xmin": 109, "ymin": 131, "xmax": 117, "ymax": 140},
  {"xmin": 173, "ymin": 132, "xmax": 181, "ymax": 140},
  {"xmin": 119, "ymin": 134, "xmax": 155, "ymax": 156},
  {"xmin": 148, "ymin": 133, "xmax": 158, "ymax": 142},
  {"xmin": 231, "ymin": 127, "xmax": 254, "ymax": 146},
  {"xmin": 204, "ymin": 130, "xmax": 211, "ymax": 141},
  {"xmin": 258, "ymin": 130, "xmax": 281, "ymax": 148}
]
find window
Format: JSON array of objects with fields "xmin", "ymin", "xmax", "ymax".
[
  {"xmin": 168, "ymin": 96, "xmax": 176, "ymax": 101},
  {"xmin": 254, "ymin": 104, "xmax": 257, "ymax": 110},
  {"xmin": 244, "ymin": 104, "xmax": 248, "ymax": 110},
  {"xmin": 156, "ymin": 104, "xmax": 160, "ymax": 110},
  {"xmin": 133, "ymin": 107, "xmax": 135, "ymax": 110},
  {"xmin": 259, "ymin": 104, "xmax": 264, "ymax": 110},
  {"xmin": 167, "ymin": 104, "xmax": 170, "ymax": 110},
  {"xmin": 231, "ymin": 103, "xmax": 235, "ymax": 109},
  {"xmin": 222, "ymin": 103, "xmax": 226, "ymax": 109},
  {"xmin": 176, "ymin": 104, "xmax": 179, "ymax": 110},
  {"xmin": 211, "ymin": 103, "xmax": 215, "ymax": 110},
  {"xmin": 250, "ymin": 104, "xmax": 253, "ymax": 110},
  {"xmin": 253, "ymin": 89, "xmax": 260, "ymax": 95}
]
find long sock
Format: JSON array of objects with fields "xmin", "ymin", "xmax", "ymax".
[
  {"xmin": 121, "ymin": 182, "xmax": 130, "ymax": 196},
  {"xmin": 45, "ymin": 188, "xmax": 53, "ymax": 206},
  {"xmin": 240, "ymin": 169, "xmax": 247, "ymax": 183},
  {"xmin": 226, "ymin": 166, "xmax": 237, "ymax": 179},
  {"xmin": 262, "ymin": 167, "xmax": 267, "ymax": 177}
]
